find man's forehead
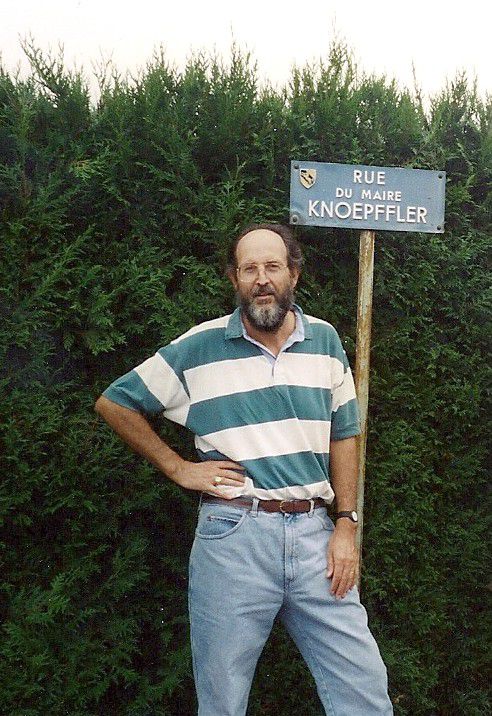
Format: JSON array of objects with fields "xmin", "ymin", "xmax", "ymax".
[{"xmin": 236, "ymin": 230, "xmax": 287, "ymax": 262}]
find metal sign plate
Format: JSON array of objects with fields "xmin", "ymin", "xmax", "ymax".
[{"xmin": 290, "ymin": 161, "xmax": 446, "ymax": 233}]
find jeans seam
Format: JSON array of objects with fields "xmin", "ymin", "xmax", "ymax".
[
  {"xmin": 292, "ymin": 517, "xmax": 298, "ymax": 585},
  {"xmin": 188, "ymin": 548, "xmax": 198, "ymax": 692},
  {"xmin": 287, "ymin": 608, "xmax": 337, "ymax": 716}
]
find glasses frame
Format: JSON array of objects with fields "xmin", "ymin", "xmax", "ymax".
[{"xmin": 236, "ymin": 261, "xmax": 289, "ymax": 282}]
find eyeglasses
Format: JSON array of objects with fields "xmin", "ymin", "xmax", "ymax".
[{"xmin": 236, "ymin": 261, "xmax": 288, "ymax": 282}]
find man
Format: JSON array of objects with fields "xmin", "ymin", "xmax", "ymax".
[{"xmin": 95, "ymin": 223, "xmax": 393, "ymax": 715}]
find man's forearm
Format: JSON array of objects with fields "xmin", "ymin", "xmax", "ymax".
[
  {"xmin": 94, "ymin": 395, "xmax": 246, "ymax": 495},
  {"xmin": 326, "ymin": 436, "xmax": 359, "ymax": 598},
  {"xmin": 329, "ymin": 436, "xmax": 358, "ymax": 510},
  {"xmin": 94, "ymin": 395, "xmax": 185, "ymax": 480}
]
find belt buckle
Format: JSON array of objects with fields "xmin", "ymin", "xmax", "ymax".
[{"xmin": 279, "ymin": 500, "xmax": 291, "ymax": 514}]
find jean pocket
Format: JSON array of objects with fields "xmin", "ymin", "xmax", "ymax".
[{"xmin": 195, "ymin": 506, "xmax": 248, "ymax": 539}]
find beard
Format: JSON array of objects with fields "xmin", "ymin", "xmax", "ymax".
[{"xmin": 238, "ymin": 284, "xmax": 295, "ymax": 332}]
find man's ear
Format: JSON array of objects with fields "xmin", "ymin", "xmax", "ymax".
[
  {"xmin": 227, "ymin": 268, "xmax": 238, "ymax": 291},
  {"xmin": 290, "ymin": 268, "xmax": 300, "ymax": 289}
]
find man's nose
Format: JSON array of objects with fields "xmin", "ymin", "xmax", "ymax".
[{"xmin": 255, "ymin": 266, "xmax": 270, "ymax": 283}]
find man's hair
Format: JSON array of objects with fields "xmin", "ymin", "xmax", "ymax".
[{"xmin": 226, "ymin": 223, "xmax": 303, "ymax": 274}]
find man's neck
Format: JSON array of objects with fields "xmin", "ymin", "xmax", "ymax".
[{"xmin": 242, "ymin": 309, "xmax": 297, "ymax": 357}]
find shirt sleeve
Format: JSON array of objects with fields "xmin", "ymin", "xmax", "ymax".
[
  {"xmin": 102, "ymin": 348, "xmax": 190, "ymax": 426},
  {"xmin": 330, "ymin": 339, "xmax": 361, "ymax": 441}
]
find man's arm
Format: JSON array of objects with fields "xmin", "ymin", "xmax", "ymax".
[
  {"xmin": 94, "ymin": 395, "xmax": 245, "ymax": 495},
  {"xmin": 326, "ymin": 436, "xmax": 359, "ymax": 599}
]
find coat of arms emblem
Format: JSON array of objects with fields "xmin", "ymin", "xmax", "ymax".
[{"xmin": 299, "ymin": 168, "xmax": 317, "ymax": 189}]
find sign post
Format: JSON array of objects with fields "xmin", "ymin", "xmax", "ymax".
[
  {"xmin": 290, "ymin": 161, "xmax": 445, "ymax": 586},
  {"xmin": 354, "ymin": 229, "xmax": 375, "ymax": 569}
]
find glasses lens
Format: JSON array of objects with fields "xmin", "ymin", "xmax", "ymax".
[{"xmin": 237, "ymin": 262, "xmax": 286, "ymax": 281}]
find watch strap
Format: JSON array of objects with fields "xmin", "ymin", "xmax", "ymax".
[{"xmin": 334, "ymin": 510, "xmax": 358, "ymax": 523}]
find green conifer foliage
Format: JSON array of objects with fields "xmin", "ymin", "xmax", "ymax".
[{"xmin": 1, "ymin": 42, "xmax": 490, "ymax": 715}]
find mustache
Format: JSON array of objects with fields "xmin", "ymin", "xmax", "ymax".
[{"xmin": 252, "ymin": 287, "xmax": 276, "ymax": 297}]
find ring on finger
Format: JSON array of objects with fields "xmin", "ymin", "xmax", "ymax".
[{"xmin": 213, "ymin": 476, "xmax": 223, "ymax": 485}]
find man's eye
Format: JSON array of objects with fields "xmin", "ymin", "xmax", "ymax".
[
  {"xmin": 266, "ymin": 263, "xmax": 282, "ymax": 272},
  {"xmin": 243, "ymin": 265, "xmax": 257, "ymax": 274}
]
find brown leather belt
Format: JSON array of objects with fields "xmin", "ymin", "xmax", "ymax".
[{"xmin": 201, "ymin": 495, "xmax": 326, "ymax": 514}]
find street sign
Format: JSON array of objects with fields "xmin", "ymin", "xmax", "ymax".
[{"xmin": 290, "ymin": 161, "xmax": 446, "ymax": 233}]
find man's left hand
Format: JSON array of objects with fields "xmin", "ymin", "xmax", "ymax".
[{"xmin": 326, "ymin": 520, "xmax": 359, "ymax": 599}]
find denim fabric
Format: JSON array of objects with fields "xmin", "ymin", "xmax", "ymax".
[{"xmin": 188, "ymin": 501, "xmax": 393, "ymax": 716}]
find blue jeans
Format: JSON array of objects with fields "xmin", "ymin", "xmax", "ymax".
[{"xmin": 189, "ymin": 499, "xmax": 393, "ymax": 716}]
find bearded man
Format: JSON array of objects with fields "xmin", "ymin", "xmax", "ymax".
[{"xmin": 95, "ymin": 223, "xmax": 393, "ymax": 715}]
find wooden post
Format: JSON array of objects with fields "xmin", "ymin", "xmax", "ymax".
[{"xmin": 354, "ymin": 230, "xmax": 375, "ymax": 588}]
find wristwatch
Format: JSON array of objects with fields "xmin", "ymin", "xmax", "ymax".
[{"xmin": 334, "ymin": 510, "xmax": 358, "ymax": 523}]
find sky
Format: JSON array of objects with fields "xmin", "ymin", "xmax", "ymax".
[{"xmin": 2, "ymin": 0, "xmax": 491, "ymax": 102}]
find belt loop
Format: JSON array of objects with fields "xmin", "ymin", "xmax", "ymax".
[
  {"xmin": 250, "ymin": 497, "xmax": 260, "ymax": 518},
  {"xmin": 198, "ymin": 493, "xmax": 204, "ymax": 512},
  {"xmin": 308, "ymin": 498, "xmax": 315, "ymax": 517}
]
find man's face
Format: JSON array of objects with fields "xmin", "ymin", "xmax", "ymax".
[{"xmin": 231, "ymin": 229, "xmax": 299, "ymax": 332}]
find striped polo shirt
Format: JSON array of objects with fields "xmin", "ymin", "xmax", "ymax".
[{"xmin": 103, "ymin": 306, "xmax": 360, "ymax": 503}]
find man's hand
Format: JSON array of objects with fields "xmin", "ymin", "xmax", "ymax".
[
  {"xmin": 326, "ymin": 520, "xmax": 359, "ymax": 599},
  {"xmin": 169, "ymin": 459, "xmax": 246, "ymax": 498}
]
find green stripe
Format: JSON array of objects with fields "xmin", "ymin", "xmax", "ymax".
[
  {"xmin": 242, "ymin": 452, "xmax": 330, "ymax": 489},
  {"xmin": 331, "ymin": 398, "xmax": 360, "ymax": 439},
  {"xmin": 187, "ymin": 386, "xmax": 332, "ymax": 434},
  {"xmin": 103, "ymin": 370, "xmax": 164, "ymax": 415},
  {"xmin": 160, "ymin": 320, "xmax": 347, "ymax": 373},
  {"xmin": 292, "ymin": 322, "xmax": 347, "ymax": 362},
  {"xmin": 160, "ymin": 330, "xmax": 258, "ymax": 373},
  {"xmin": 196, "ymin": 449, "xmax": 330, "ymax": 489}
]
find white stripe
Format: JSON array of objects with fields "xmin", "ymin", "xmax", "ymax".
[
  {"xmin": 277, "ymin": 353, "xmax": 344, "ymax": 390},
  {"xmin": 135, "ymin": 353, "xmax": 190, "ymax": 425},
  {"xmin": 196, "ymin": 419, "xmax": 330, "ymax": 462},
  {"xmin": 185, "ymin": 356, "xmax": 271, "ymax": 403},
  {"xmin": 204, "ymin": 476, "xmax": 335, "ymax": 503},
  {"xmin": 304, "ymin": 314, "xmax": 335, "ymax": 329},
  {"xmin": 171, "ymin": 315, "xmax": 231, "ymax": 345},
  {"xmin": 185, "ymin": 353, "xmax": 346, "ymax": 403},
  {"xmin": 332, "ymin": 368, "xmax": 357, "ymax": 412}
]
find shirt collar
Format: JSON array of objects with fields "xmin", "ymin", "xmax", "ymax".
[{"xmin": 225, "ymin": 304, "xmax": 313, "ymax": 341}]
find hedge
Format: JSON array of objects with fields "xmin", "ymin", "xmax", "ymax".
[{"xmin": 1, "ymin": 40, "xmax": 490, "ymax": 715}]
